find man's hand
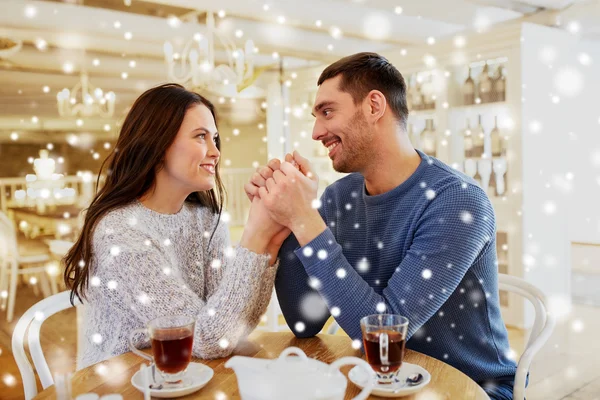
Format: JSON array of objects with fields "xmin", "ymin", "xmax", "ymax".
[
  {"xmin": 259, "ymin": 151, "xmax": 326, "ymax": 246},
  {"xmin": 244, "ymin": 154, "xmax": 296, "ymax": 201}
]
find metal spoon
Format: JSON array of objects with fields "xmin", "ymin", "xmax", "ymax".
[
  {"xmin": 405, "ymin": 373, "xmax": 424, "ymax": 386},
  {"xmin": 392, "ymin": 373, "xmax": 424, "ymax": 393}
]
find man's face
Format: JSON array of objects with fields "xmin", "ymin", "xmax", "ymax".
[{"xmin": 312, "ymin": 76, "xmax": 374, "ymax": 173}]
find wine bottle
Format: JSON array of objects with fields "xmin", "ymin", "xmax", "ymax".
[
  {"xmin": 421, "ymin": 119, "xmax": 437, "ymax": 157},
  {"xmin": 490, "ymin": 116, "xmax": 502, "ymax": 157},
  {"xmin": 493, "ymin": 65, "xmax": 506, "ymax": 102},
  {"xmin": 472, "ymin": 115, "xmax": 485, "ymax": 157},
  {"xmin": 479, "ymin": 62, "xmax": 492, "ymax": 103},
  {"xmin": 463, "ymin": 118, "xmax": 474, "ymax": 158},
  {"xmin": 421, "ymin": 74, "xmax": 435, "ymax": 110},
  {"xmin": 462, "ymin": 67, "xmax": 475, "ymax": 105},
  {"xmin": 410, "ymin": 74, "xmax": 423, "ymax": 111}
]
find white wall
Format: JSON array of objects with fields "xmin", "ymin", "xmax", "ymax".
[
  {"xmin": 520, "ymin": 22, "xmax": 600, "ymax": 320},
  {"xmin": 562, "ymin": 43, "xmax": 600, "ymax": 245}
]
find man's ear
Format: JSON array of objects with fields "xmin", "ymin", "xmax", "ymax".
[{"xmin": 365, "ymin": 90, "xmax": 387, "ymax": 123}]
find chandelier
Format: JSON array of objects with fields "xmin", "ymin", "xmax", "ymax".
[
  {"xmin": 56, "ymin": 72, "xmax": 116, "ymax": 118},
  {"xmin": 163, "ymin": 11, "xmax": 258, "ymax": 97},
  {"xmin": 14, "ymin": 150, "xmax": 76, "ymax": 213}
]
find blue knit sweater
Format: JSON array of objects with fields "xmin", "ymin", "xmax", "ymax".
[{"xmin": 275, "ymin": 150, "xmax": 517, "ymax": 394}]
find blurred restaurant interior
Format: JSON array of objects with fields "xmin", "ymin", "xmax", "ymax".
[{"xmin": 1, "ymin": 0, "xmax": 600, "ymax": 399}]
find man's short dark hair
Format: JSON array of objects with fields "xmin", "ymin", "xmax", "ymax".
[{"xmin": 318, "ymin": 52, "xmax": 408, "ymax": 128}]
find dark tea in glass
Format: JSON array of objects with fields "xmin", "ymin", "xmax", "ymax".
[
  {"xmin": 363, "ymin": 330, "xmax": 406, "ymax": 374},
  {"xmin": 152, "ymin": 328, "xmax": 194, "ymax": 374},
  {"xmin": 129, "ymin": 316, "xmax": 196, "ymax": 385},
  {"xmin": 360, "ymin": 314, "xmax": 409, "ymax": 384}
]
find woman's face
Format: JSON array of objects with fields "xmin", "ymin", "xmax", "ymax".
[{"xmin": 160, "ymin": 104, "xmax": 220, "ymax": 193}]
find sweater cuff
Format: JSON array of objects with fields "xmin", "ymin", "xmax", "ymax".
[
  {"xmin": 293, "ymin": 228, "xmax": 340, "ymax": 270},
  {"xmin": 234, "ymin": 245, "xmax": 271, "ymax": 270}
]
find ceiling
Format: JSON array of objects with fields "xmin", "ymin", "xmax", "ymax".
[{"xmin": 0, "ymin": 0, "xmax": 598, "ymax": 140}]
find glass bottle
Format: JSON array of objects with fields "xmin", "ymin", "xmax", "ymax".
[
  {"xmin": 479, "ymin": 62, "xmax": 492, "ymax": 103},
  {"xmin": 463, "ymin": 118, "xmax": 474, "ymax": 158},
  {"xmin": 493, "ymin": 65, "xmax": 506, "ymax": 102},
  {"xmin": 462, "ymin": 67, "xmax": 475, "ymax": 105},
  {"xmin": 490, "ymin": 116, "xmax": 502, "ymax": 157},
  {"xmin": 489, "ymin": 166, "xmax": 497, "ymax": 196},
  {"xmin": 421, "ymin": 119, "xmax": 437, "ymax": 157},
  {"xmin": 472, "ymin": 115, "xmax": 485, "ymax": 157},
  {"xmin": 409, "ymin": 74, "xmax": 423, "ymax": 111},
  {"xmin": 421, "ymin": 74, "xmax": 435, "ymax": 110}
]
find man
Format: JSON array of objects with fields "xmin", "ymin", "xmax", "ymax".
[{"xmin": 245, "ymin": 52, "xmax": 517, "ymax": 399}]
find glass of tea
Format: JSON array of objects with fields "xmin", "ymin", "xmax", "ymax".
[
  {"xmin": 360, "ymin": 314, "xmax": 409, "ymax": 384},
  {"xmin": 129, "ymin": 315, "xmax": 195, "ymax": 386}
]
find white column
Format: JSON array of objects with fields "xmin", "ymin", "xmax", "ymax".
[{"xmin": 266, "ymin": 80, "xmax": 291, "ymax": 161}]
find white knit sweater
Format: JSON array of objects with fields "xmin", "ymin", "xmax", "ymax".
[{"xmin": 78, "ymin": 200, "xmax": 277, "ymax": 369}]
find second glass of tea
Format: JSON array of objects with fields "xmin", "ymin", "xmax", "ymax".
[{"xmin": 360, "ymin": 314, "xmax": 409, "ymax": 384}]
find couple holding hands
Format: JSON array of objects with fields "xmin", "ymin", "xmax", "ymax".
[{"xmin": 65, "ymin": 52, "xmax": 517, "ymax": 399}]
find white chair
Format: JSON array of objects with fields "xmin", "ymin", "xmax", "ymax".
[
  {"xmin": 46, "ymin": 240, "xmax": 87, "ymax": 367},
  {"xmin": 325, "ymin": 273, "xmax": 555, "ymax": 400},
  {"xmin": 12, "ymin": 290, "xmax": 81, "ymax": 400},
  {"xmin": 0, "ymin": 211, "xmax": 51, "ymax": 322},
  {"xmin": 498, "ymin": 274, "xmax": 555, "ymax": 400}
]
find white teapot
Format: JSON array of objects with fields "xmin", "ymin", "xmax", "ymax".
[{"xmin": 225, "ymin": 347, "xmax": 376, "ymax": 400}]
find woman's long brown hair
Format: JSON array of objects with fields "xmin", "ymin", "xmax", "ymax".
[{"xmin": 64, "ymin": 83, "xmax": 225, "ymax": 304}]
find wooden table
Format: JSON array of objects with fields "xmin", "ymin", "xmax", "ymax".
[{"xmin": 35, "ymin": 332, "xmax": 489, "ymax": 400}]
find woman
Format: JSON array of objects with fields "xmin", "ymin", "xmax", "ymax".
[{"xmin": 64, "ymin": 84, "xmax": 289, "ymax": 369}]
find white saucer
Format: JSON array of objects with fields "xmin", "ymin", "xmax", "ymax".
[
  {"xmin": 348, "ymin": 362, "xmax": 431, "ymax": 398},
  {"xmin": 131, "ymin": 362, "xmax": 214, "ymax": 399}
]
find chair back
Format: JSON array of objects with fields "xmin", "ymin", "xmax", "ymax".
[
  {"xmin": 12, "ymin": 291, "xmax": 81, "ymax": 400},
  {"xmin": 498, "ymin": 274, "xmax": 555, "ymax": 400}
]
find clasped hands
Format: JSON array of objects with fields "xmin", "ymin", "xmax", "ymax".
[{"xmin": 243, "ymin": 151, "xmax": 327, "ymax": 262}]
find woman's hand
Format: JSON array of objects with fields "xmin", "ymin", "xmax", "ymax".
[
  {"xmin": 240, "ymin": 154, "xmax": 297, "ymax": 258},
  {"xmin": 244, "ymin": 154, "xmax": 296, "ymax": 202},
  {"xmin": 240, "ymin": 197, "xmax": 287, "ymax": 256}
]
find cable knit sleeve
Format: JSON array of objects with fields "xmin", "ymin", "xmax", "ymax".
[
  {"xmin": 202, "ymin": 213, "xmax": 279, "ymax": 337},
  {"xmin": 91, "ymin": 213, "xmax": 275, "ymax": 360}
]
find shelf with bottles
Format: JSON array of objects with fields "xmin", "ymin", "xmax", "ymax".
[
  {"xmin": 461, "ymin": 156, "xmax": 509, "ymax": 199},
  {"xmin": 448, "ymin": 56, "xmax": 507, "ymax": 109},
  {"xmin": 406, "ymin": 70, "xmax": 439, "ymax": 112},
  {"xmin": 448, "ymin": 108, "xmax": 515, "ymax": 199},
  {"xmin": 408, "ymin": 118, "xmax": 438, "ymax": 158}
]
